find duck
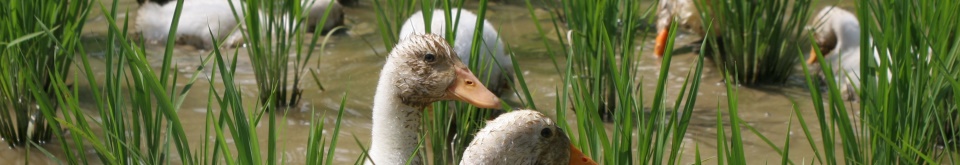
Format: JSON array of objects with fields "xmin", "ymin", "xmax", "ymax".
[
  {"xmin": 135, "ymin": 0, "xmax": 246, "ymax": 49},
  {"xmin": 396, "ymin": 9, "xmax": 513, "ymax": 153},
  {"xmin": 461, "ymin": 110, "xmax": 598, "ymax": 165},
  {"xmin": 807, "ymin": 6, "xmax": 870, "ymax": 101},
  {"xmin": 398, "ymin": 9, "xmax": 514, "ymax": 96},
  {"xmin": 136, "ymin": 0, "xmax": 345, "ymax": 49},
  {"xmin": 303, "ymin": 0, "xmax": 345, "ymax": 33},
  {"xmin": 367, "ymin": 34, "xmax": 501, "ymax": 165},
  {"xmin": 653, "ymin": 0, "xmax": 719, "ymax": 58}
]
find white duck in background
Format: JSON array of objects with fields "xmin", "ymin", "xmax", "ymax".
[
  {"xmin": 398, "ymin": 9, "xmax": 514, "ymax": 95},
  {"xmin": 654, "ymin": 0, "xmax": 719, "ymax": 58},
  {"xmin": 808, "ymin": 6, "xmax": 871, "ymax": 101},
  {"xmin": 304, "ymin": 0, "xmax": 344, "ymax": 33},
  {"xmin": 461, "ymin": 110, "xmax": 598, "ymax": 165},
  {"xmin": 136, "ymin": 0, "xmax": 345, "ymax": 49},
  {"xmin": 367, "ymin": 34, "xmax": 501, "ymax": 165},
  {"xmin": 136, "ymin": 0, "xmax": 245, "ymax": 49}
]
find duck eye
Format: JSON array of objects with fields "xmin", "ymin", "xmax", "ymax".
[
  {"xmin": 424, "ymin": 53, "xmax": 436, "ymax": 63},
  {"xmin": 540, "ymin": 128, "xmax": 552, "ymax": 138}
]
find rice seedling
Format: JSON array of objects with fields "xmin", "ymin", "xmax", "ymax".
[
  {"xmin": 857, "ymin": 0, "xmax": 960, "ymax": 163},
  {"xmin": 0, "ymin": 0, "xmax": 92, "ymax": 148},
  {"xmin": 235, "ymin": 0, "xmax": 339, "ymax": 108},
  {"xmin": 559, "ymin": 0, "xmax": 639, "ymax": 120},
  {"xmin": 715, "ymin": 67, "xmax": 747, "ymax": 164},
  {"xmin": 795, "ymin": 0, "xmax": 960, "ymax": 164},
  {"xmin": 695, "ymin": 0, "xmax": 813, "ymax": 85},
  {"xmin": 371, "ymin": 0, "xmax": 419, "ymax": 48},
  {"xmin": 31, "ymin": 0, "xmax": 198, "ymax": 163},
  {"xmin": 545, "ymin": 0, "xmax": 710, "ymax": 164},
  {"xmin": 207, "ymin": 35, "xmax": 345, "ymax": 165},
  {"xmin": 0, "ymin": 0, "xmax": 346, "ymax": 164}
]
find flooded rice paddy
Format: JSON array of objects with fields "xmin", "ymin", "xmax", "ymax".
[{"xmin": 1, "ymin": 0, "xmax": 858, "ymax": 164}]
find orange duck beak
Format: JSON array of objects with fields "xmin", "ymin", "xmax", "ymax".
[
  {"xmin": 569, "ymin": 144, "xmax": 598, "ymax": 165},
  {"xmin": 807, "ymin": 47, "xmax": 820, "ymax": 64},
  {"xmin": 654, "ymin": 28, "xmax": 670, "ymax": 58},
  {"xmin": 444, "ymin": 67, "xmax": 501, "ymax": 109}
]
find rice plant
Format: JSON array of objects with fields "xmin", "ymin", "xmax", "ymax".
[
  {"xmin": 559, "ymin": 0, "xmax": 641, "ymax": 120},
  {"xmin": 856, "ymin": 0, "xmax": 960, "ymax": 163},
  {"xmin": 0, "ymin": 0, "xmax": 346, "ymax": 164},
  {"xmin": 32, "ymin": 0, "xmax": 198, "ymax": 163},
  {"xmin": 207, "ymin": 34, "xmax": 345, "ymax": 165},
  {"xmin": 795, "ymin": 0, "xmax": 960, "ymax": 164},
  {"xmin": 236, "ymin": 0, "xmax": 338, "ymax": 108},
  {"xmin": 696, "ymin": 0, "xmax": 813, "ymax": 85},
  {"xmin": 371, "ymin": 0, "xmax": 419, "ymax": 48},
  {"xmin": 545, "ymin": 0, "xmax": 711, "ymax": 164},
  {"xmin": 0, "ymin": 0, "xmax": 92, "ymax": 147}
]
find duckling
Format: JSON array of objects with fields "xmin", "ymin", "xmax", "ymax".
[
  {"xmin": 367, "ymin": 34, "xmax": 501, "ymax": 165},
  {"xmin": 461, "ymin": 110, "xmax": 598, "ymax": 165},
  {"xmin": 135, "ymin": 0, "xmax": 245, "ymax": 49}
]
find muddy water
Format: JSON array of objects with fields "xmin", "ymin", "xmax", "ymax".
[{"xmin": 0, "ymin": 0, "xmax": 858, "ymax": 164}]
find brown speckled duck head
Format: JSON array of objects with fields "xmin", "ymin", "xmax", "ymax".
[
  {"xmin": 385, "ymin": 34, "xmax": 500, "ymax": 109},
  {"xmin": 461, "ymin": 110, "xmax": 598, "ymax": 165},
  {"xmin": 368, "ymin": 33, "xmax": 502, "ymax": 165}
]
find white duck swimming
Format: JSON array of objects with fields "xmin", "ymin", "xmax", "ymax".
[
  {"xmin": 304, "ymin": 0, "xmax": 344, "ymax": 33},
  {"xmin": 398, "ymin": 9, "xmax": 514, "ymax": 95},
  {"xmin": 136, "ymin": 0, "xmax": 245, "ymax": 49},
  {"xmin": 461, "ymin": 110, "xmax": 598, "ymax": 165},
  {"xmin": 807, "ymin": 6, "xmax": 872, "ymax": 101},
  {"xmin": 136, "ymin": 0, "xmax": 344, "ymax": 49},
  {"xmin": 654, "ymin": 0, "xmax": 719, "ymax": 58},
  {"xmin": 367, "ymin": 34, "xmax": 501, "ymax": 165}
]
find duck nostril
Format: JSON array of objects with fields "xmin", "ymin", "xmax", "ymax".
[{"xmin": 466, "ymin": 80, "xmax": 474, "ymax": 85}]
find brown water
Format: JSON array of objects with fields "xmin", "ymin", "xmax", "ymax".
[{"xmin": 0, "ymin": 0, "xmax": 859, "ymax": 164}]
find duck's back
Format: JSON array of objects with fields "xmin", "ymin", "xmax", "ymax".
[
  {"xmin": 136, "ymin": 0, "xmax": 243, "ymax": 48},
  {"xmin": 657, "ymin": 0, "xmax": 713, "ymax": 36}
]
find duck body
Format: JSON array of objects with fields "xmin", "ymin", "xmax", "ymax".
[
  {"xmin": 368, "ymin": 34, "xmax": 500, "ymax": 165},
  {"xmin": 656, "ymin": 0, "xmax": 708, "ymax": 37},
  {"xmin": 808, "ymin": 6, "xmax": 870, "ymax": 101},
  {"xmin": 398, "ymin": 9, "xmax": 514, "ymax": 95},
  {"xmin": 136, "ymin": 0, "xmax": 245, "ymax": 49},
  {"xmin": 304, "ymin": 0, "xmax": 344, "ymax": 33},
  {"xmin": 461, "ymin": 110, "xmax": 597, "ymax": 165},
  {"xmin": 136, "ymin": 0, "xmax": 346, "ymax": 49},
  {"xmin": 654, "ymin": 0, "xmax": 719, "ymax": 57}
]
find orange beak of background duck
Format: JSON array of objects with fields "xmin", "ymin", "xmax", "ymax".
[
  {"xmin": 807, "ymin": 47, "xmax": 819, "ymax": 64},
  {"xmin": 445, "ymin": 67, "xmax": 501, "ymax": 109},
  {"xmin": 654, "ymin": 28, "xmax": 670, "ymax": 58},
  {"xmin": 569, "ymin": 144, "xmax": 598, "ymax": 165}
]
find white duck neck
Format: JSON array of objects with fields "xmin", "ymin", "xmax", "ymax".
[
  {"xmin": 368, "ymin": 61, "xmax": 424, "ymax": 165},
  {"xmin": 833, "ymin": 14, "xmax": 862, "ymax": 55}
]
